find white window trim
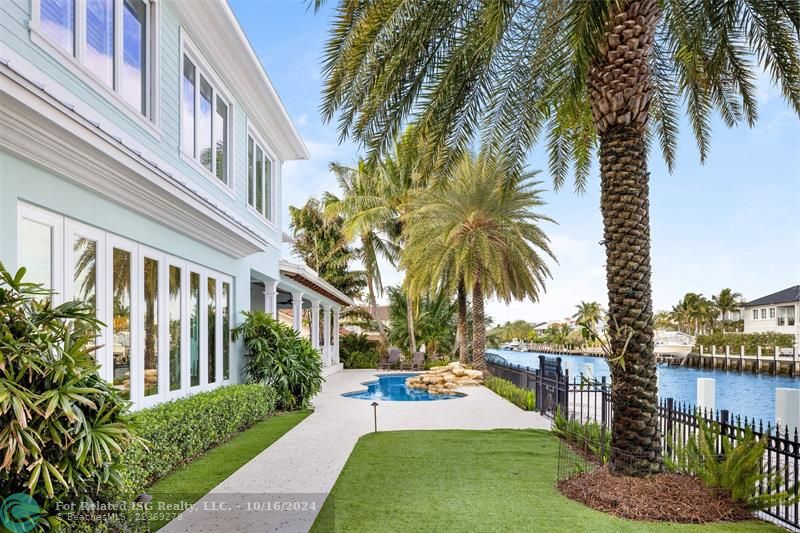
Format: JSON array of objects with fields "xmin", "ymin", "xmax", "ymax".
[
  {"xmin": 246, "ymin": 121, "xmax": 279, "ymax": 230},
  {"xmin": 17, "ymin": 203, "xmax": 64, "ymax": 306},
  {"xmin": 16, "ymin": 202, "xmax": 233, "ymax": 409},
  {"xmin": 28, "ymin": 0, "xmax": 161, "ymax": 138},
  {"xmin": 179, "ymin": 32, "xmax": 234, "ymax": 197}
]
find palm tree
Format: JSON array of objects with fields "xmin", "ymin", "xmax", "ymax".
[
  {"xmin": 573, "ymin": 301, "xmax": 604, "ymax": 329},
  {"xmin": 315, "ymin": 0, "xmax": 800, "ymax": 476},
  {"xmin": 402, "ymin": 153, "xmax": 554, "ymax": 370},
  {"xmin": 713, "ymin": 288, "xmax": 743, "ymax": 331},
  {"xmin": 325, "ymin": 160, "xmax": 401, "ymax": 346}
]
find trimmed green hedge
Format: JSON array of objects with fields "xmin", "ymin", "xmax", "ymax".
[
  {"xmin": 485, "ymin": 376, "xmax": 536, "ymax": 411},
  {"xmin": 119, "ymin": 384, "xmax": 277, "ymax": 496},
  {"xmin": 696, "ymin": 331, "xmax": 796, "ymax": 352}
]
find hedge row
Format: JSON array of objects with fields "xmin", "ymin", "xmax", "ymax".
[
  {"xmin": 119, "ymin": 384, "xmax": 277, "ymax": 496},
  {"xmin": 695, "ymin": 331, "xmax": 796, "ymax": 352},
  {"xmin": 484, "ymin": 375, "xmax": 536, "ymax": 411}
]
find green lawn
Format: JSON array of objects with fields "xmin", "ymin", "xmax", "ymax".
[
  {"xmin": 147, "ymin": 410, "xmax": 311, "ymax": 531},
  {"xmin": 311, "ymin": 429, "xmax": 779, "ymax": 533}
]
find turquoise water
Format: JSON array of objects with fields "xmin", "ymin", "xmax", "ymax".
[
  {"xmin": 490, "ymin": 349, "xmax": 798, "ymax": 425},
  {"xmin": 342, "ymin": 373, "xmax": 465, "ymax": 401}
]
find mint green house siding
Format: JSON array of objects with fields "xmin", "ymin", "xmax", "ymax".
[{"xmin": 0, "ymin": 0, "xmax": 325, "ymax": 407}]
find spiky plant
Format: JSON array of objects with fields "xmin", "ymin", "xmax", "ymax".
[{"xmin": 314, "ymin": 0, "xmax": 800, "ymax": 476}]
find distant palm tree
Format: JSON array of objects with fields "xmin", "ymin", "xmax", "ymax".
[
  {"xmin": 325, "ymin": 160, "xmax": 401, "ymax": 346},
  {"xmin": 713, "ymin": 288, "xmax": 743, "ymax": 331},
  {"xmin": 315, "ymin": 0, "xmax": 800, "ymax": 477},
  {"xmin": 573, "ymin": 301, "xmax": 604, "ymax": 329},
  {"xmin": 402, "ymin": 153, "xmax": 554, "ymax": 370}
]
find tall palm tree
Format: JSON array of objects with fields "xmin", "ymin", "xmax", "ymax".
[
  {"xmin": 573, "ymin": 301, "xmax": 604, "ymax": 329},
  {"xmin": 314, "ymin": 0, "xmax": 800, "ymax": 476},
  {"xmin": 402, "ymin": 153, "xmax": 554, "ymax": 370},
  {"xmin": 325, "ymin": 160, "xmax": 401, "ymax": 346},
  {"xmin": 713, "ymin": 288, "xmax": 743, "ymax": 331}
]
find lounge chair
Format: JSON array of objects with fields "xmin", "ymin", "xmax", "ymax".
[
  {"xmin": 401, "ymin": 351, "xmax": 424, "ymax": 371},
  {"xmin": 377, "ymin": 348, "xmax": 401, "ymax": 370}
]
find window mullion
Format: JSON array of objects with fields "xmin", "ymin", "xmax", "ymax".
[
  {"xmin": 114, "ymin": 0, "xmax": 123, "ymax": 91},
  {"xmin": 211, "ymin": 90, "xmax": 217, "ymax": 175},
  {"xmin": 193, "ymin": 67, "xmax": 199, "ymax": 159},
  {"xmin": 76, "ymin": 0, "xmax": 87, "ymax": 63}
]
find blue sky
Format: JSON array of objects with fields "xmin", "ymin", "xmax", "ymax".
[{"xmin": 230, "ymin": 0, "xmax": 800, "ymax": 324}]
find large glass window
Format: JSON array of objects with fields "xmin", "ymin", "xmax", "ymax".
[
  {"xmin": 19, "ymin": 219, "xmax": 53, "ymax": 289},
  {"xmin": 198, "ymin": 77, "xmax": 213, "ymax": 171},
  {"xmin": 121, "ymin": 0, "xmax": 147, "ymax": 113},
  {"xmin": 40, "ymin": 0, "xmax": 75, "ymax": 55},
  {"xmin": 181, "ymin": 53, "xmax": 230, "ymax": 185},
  {"xmin": 112, "ymin": 248, "xmax": 131, "ymax": 400},
  {"xmin": 37, "ymin": 0, "xmax": 151, "ymax": 118},
  {"xmin": 85, "ymin": 0, "xmax": 114, "ymax": 87},
  {"xmin": 247, "ymin": 134, "xmax": 274, "ymax": 222},
  {"xmin": 143, "ymin": 257, "xmax": 159, "ymax": 397},
  {"xmin": 222, "ymin": 282, "xmax": 230, "ymax": 381},
  {"xmin": 190, "ymin": 272, "xmax": 200, "ymax": 387},
  {"xmin": 72, "ymin": 237, "xmax": 97, "ymax": 313},
  {"xmin": 214, "ymin": 97, "xmax": 228, "ymax": 182},
  {"xmin": 207, "ymin": 277, "xmax": 217, "ymax": 384},
  {"xmin": 169, "ymin": 265, "xmax": 182, "ymax": 391},
  {"xmin": 182, "ymin": 57, "xmax": 196, "ymax": 157}
]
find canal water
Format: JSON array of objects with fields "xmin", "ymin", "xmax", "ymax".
[{"xmin": 490, "ymin": 349, "xmax": 799, "ymax": 426}]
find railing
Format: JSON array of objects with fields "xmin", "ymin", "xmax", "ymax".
[{"xmin": 486, "ymin": 353, "xmax": 800, "ymax": 530}]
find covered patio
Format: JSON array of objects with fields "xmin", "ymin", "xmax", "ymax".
[{"xmin": 249, "ymin": 259, "xmax": 353, "ymax": 374}]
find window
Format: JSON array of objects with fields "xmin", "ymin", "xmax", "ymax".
[
  {"xmin": 181, "ymin": 54, "xmax": 230, "ymax": 186},
  {"xmin": 40, "ymin": 0, "xmax": 75, "ymax": 55},
  {"xmin": 247, "ymin": 132, "xmax": 275, "ymax": 222},
  {"xmin": 168, "ymin": 265, "xmax": 182, "ymax": 391},
  {"xmin": 16, "ymin": 203, "xmax": 232, "ymax": 406},
  {"xmin": 761, "ymin": 308, "xmax": 767, "ymax": 319},
  {"xmin": 207, "ymin": 277, "xmax": 217, "ymax": 384},
  {"xmin": 753, "ymin": 309, "xmax": 758, "ymax": 320},
  {"xmin": 33, "ymin": 0, "xmax": 154, "ymax": 117},
  {"xmin": 769, "ymin": 308, "xmax": 775, "ymax": 319}
]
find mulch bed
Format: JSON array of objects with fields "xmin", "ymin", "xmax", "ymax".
[{"xmin": 558, "ymin": 467, "xmax": 753, "ymax": 523}]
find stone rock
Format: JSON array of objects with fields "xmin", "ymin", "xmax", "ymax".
[
  {"xmin": 443, "ymin": 382, "xmax": 459, "ymax": 389},
  {"xmin": 464, "ymin": 369, "xmax": 483, "ymax": 380},
  {"xmin": 457, "ymin": 379, "xmax": 481, "ymax": 386},
  {"xmin": 451, "ymin": 366, "xmax": 466, "ymax": 377}
]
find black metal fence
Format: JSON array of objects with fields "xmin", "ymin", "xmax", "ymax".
[{"xmin": 486, "ymin": 352, "xmax": 800, "ymax": 530}]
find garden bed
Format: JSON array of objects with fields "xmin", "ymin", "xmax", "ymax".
[{"xmin": 558, "ymin": 467, "xmax": 753, "ymax": 523}]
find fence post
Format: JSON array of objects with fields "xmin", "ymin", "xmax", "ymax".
[
  {"xmin": 773, "ymin": 346, "xmax": 779, "ymax": 376},
  {"xmin": 665, "ymin": 397, "xmax": 674, "ymax": 456},
  {"xmin": 724, "ymin": 345, "xmax": 730, "ymax": 370},
  {"xmin": 739, "ymin": 345, "xmax": 744, "ymax": 373},
  {"xmin": 720, "ymin": 409, "xmax": 730, "ymax": 455},
  {"xmin": 756, "ymin": 346, "xmax": 762, "ymax": 374}
]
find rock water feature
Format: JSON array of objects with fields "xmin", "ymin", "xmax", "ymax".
[{"xmin": 405, "ymin": 362, "xmax": 484, "ymax": 394}]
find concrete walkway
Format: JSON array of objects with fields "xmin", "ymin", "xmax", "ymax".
[{"xmin": 160, "ymin": 370, "xmax": 550, "ymax": 533}]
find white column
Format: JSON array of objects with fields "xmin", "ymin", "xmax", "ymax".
[
  {"xmin": 323, "ymin": 304, "xmax": 333, "ymax": 367},
  {"xmin": 264, "ymin": 280, "xmax": 278, "ymax": 319},
  {"xmin": 776, "ymin": 388, "xmax": 800, "ymax": 434},
  {"xmin": 333, "ymin": 307, "xmax": 341, "ymax": 364},
  {"xmin": 697, "ymin": 378, "xmax": 715, "ymax": 412},
  {"xmin": 291, "ymin": 290, "xmax": 304, "ymax": 333},
  {"xmin": 310, "ymin": 299, "xmax": 320, "ymax": 350}
]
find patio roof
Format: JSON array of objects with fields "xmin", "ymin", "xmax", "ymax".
[{"xmin": 279, "ymin": 259, "xmax": 354, "ymax": 307}]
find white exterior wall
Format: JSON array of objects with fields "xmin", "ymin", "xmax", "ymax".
[{"xmin": 742, "ymin": 302, "xmax": 800, "ymax": 341}]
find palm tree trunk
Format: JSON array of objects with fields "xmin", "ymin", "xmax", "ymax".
[
  {"xmin": 456, "ymin": 278, "xmax": 469, "ymax": 364},
  {"xmin": 590, "ymin": 0, "xmax": 661, "ymax": 478},
  {"xmin": 366, "ymin": 270, "xmax": 387, "ymax": 345},
  {"xmin": 406, "ymin": 293, "xmax": 417, "ymax": 353},
  {"xmin": 471, "ymin": 279, "xmax": 486, "ymax": 371}
]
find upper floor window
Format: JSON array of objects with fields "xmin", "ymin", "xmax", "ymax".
[
  {"xmin": 760, "ymin": 308, "xmax": 766, "ymax": 319},
  {"xmin": 33, "ymin": 0, "xmax": 154, "ymax": 118},
  {"xmin": 247, "ymin": 131, "xmax": 275, "ymax": 222},
  {"xmin": 182, "ymin": 54, "xmax": 230, "ymax": 186},
  {"xmin": 752, "ymin": 309, "xmax": 758, "ymax": 320},
  {"xmin": 769, "ymin": 307, "xmax": 775, "ymax": 319}
]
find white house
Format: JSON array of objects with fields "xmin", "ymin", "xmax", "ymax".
[{"xmin": 741, "ymin": 285, "xmax": 799, "ymax": 343}]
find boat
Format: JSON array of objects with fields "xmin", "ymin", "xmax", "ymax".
[
  {"xmin": 500, "ymin": 340, "xmax": 523, "ymax": 351},
  {"xmin": 654, "ymin": 330, "xmax": 695, "ymax": 358}
]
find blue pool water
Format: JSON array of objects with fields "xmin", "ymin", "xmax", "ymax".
[
  {"xmin": 490, "ymin": 349, "xmax": 798, "ymax": 425},
  {"xmin": 342, "ymin": 373, "xmax": 465, "ymax": 401}
]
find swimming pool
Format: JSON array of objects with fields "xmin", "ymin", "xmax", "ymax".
[
  {"xmin": 342, "ymin": 373, "xmax": 465, "ymax": 401},
  {"xmin": 490, "ymin": 349, "xmax": 798, "ymax": 425}
]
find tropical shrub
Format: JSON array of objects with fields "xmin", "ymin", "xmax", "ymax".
[
  {"xmin": 0, "ymin": 264, "xmax": 141, "ymax": 530},
  {"xmin": 340, "ymin": 333, "xmax": 379, "ymax": 369},
  {"xmin": 553, "ymin": 409, "xmax": 610, "ymax": 464},
  {"xmin": 118, "ymin": 383, "xmax": 276, "ymax": 496},
  {"xmin": 484, "ymin": 376, "xmax": 535, "ymax": 411},
  {"xmin": 695, "ymin": 332, "xmax": 795, "ymax": 352},
  {"xmin": 666, "ymin": 417, "xmax": 799, "ymax": 509},
  {"xmin": 232, "ymin": 311, "xmax": 323, "ymax": 409}
]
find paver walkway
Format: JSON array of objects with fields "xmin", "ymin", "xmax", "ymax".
[{"xmin": 160, "ymin": 370, "xmax": 550, "ymax": 533}]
